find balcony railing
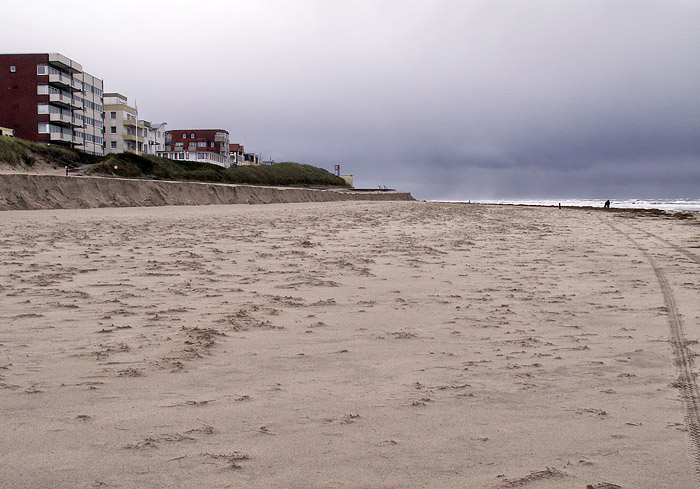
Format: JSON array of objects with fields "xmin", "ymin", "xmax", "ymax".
[
  {"xmin": 49, "ymin": 132, "xmax": 72, "ymax": 143},
  {"xmin": 48, "ymin": 74, "xmax": 74, "ymax": 90},
  {"xmin": 49, "ymin": 113, "xmax": 72, "ymax": 125},
  {"xmin": 71, "ymin": 98, "xmax": 83, "ymax": 109},
  {"xmin": 49, "ymin": 93, "xmax": 73, "ymax": 107}
]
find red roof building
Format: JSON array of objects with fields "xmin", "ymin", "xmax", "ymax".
[
  {"xmin": 165, "ymin": 129, "xmax": 229, "ymax": 157},
  {"xmin": 160, "ymin": 129, "xmax": 231, "ymax": 167}
]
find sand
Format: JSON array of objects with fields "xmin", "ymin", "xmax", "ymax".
[
  {"xmin": 0, "ymin": 201, "xmax": 699, "ymax": 488},
  {"xmin": 0, "ymin": 174, "xmax": 414, "ymax": 211}
]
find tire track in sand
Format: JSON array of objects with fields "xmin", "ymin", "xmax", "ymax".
[
  {"xmin": 609, "ymin": 222, "xmax": 700, "ymax": 483},
  {"xmin": 637, "ymin": 228, "xmax": 700, "ymax": 266}
]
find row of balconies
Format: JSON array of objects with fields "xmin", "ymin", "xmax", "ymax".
[{"xmin": 47, "ymin": 132, "xmax": 100, "ymax": 146}]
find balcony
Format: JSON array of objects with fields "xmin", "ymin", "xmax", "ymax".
[
  {"xmin": 72, "ymin": 79, "xmax": 82, "ymax": 91},
  {"xmin": 71, "ymin": 117, "xmax": 82, "ymax": 127},
  {"xmin": 71, "ymin": 98, "xmax": 83, "ymax": 109},
  {"xmin": 73, "ymin": 134, "xmax": 83, "ymax": 144},
  {"xmin": 123, "ymin": 119, "xmax": 136, "ymax": 127},
  {"xmin": 48, "ymin": 53, "xmax": 81, "ymax": 74},
  {"xmin": 49, "ymin": 132, "xmax": 72, "ymax": 144},
  {"xmin": 49, "ymin": 93, "xmax": 72, "ymax": 107},
  {"xmin": 48, "ymin": 73, "xmax": 74, "ymax": 90},
  {"xmin": 49, "ymin": 113, "xmax": 72, "ymax": 125}
]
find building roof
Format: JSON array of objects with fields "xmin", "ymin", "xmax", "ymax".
[{"xmin": 167, "ymin": 129, "xmax": 229, "ymax": 134}]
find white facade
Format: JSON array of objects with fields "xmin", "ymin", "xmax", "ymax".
[
  {"xmin": 157, "ymin": 149, "xmax": 230, "ymax": 167},
  {"xmin": 144, "ymin": 122, "xmax": 167, "ymax": 155},
  {"xmin": 74, "ymin": 71, "xmax": 104, "ymax": 156},
  {"xmin": 104, "ymin": 93, "xmax": 166, "ymax": 155}
]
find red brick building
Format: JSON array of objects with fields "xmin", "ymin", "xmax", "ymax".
[
  {"xmin": 160, "ymin": 129, "xmax": 231, "ymax": 167},
  {"xmin": 0, "ymin": 53, "xmax": 104, "ymax": 155},
  {"xmin": 165, "ymin": 129, "xmax": 229, "ymax": 157}
]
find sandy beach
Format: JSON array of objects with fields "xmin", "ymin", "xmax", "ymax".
[{"xmin": 1, "ymin": 201, "xmax": 699, "ymax": 488}]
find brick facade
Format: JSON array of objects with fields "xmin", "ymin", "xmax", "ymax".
[{"xmin": 0, "ymin": 53, "xmax": 104, "ymax": 155}]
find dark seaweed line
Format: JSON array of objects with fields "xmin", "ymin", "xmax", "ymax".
[{"xmin": 609, "ymin": 222, "xmax": 700, "ymax": 484}]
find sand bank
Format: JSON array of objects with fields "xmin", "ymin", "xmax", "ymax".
[
  {"xmin": 0, "ymin": 173, "xmax": 413, "ymax": 211},
  {"xmin": 1, "ymin": 202, "xmax": 699, "ymax": 488}
]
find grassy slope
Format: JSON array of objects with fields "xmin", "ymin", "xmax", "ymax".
[
  {"xmin": 0, "ymin": 137, "xmax": 349, "ymax": 187},
  {"xmin": 88, "ymin": 153, "xmax": 349, "ymax": 187},
  {"xmin": 0, "ymin": 136, "xmax": 99, "ymax": 169}
]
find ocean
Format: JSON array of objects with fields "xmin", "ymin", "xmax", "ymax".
[{"xmin": 446, "ymin": 198, "xmax": 700, "ymax": 213}]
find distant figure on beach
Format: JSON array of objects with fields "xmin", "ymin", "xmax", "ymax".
[{"xmin": 604, "ymin": 200, "xmax": 610, "ymax": 209}]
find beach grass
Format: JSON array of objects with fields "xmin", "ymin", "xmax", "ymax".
[{"xmin": 87, "ymin": 152, "xmax": 350, "ymax": 187}]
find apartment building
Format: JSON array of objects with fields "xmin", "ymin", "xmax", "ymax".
[
  {"xmin": 229, "ymin": 143, "xmax": 245, "ymax": 166},
  {"xmin": 103, "ymin": 93, "xmax": 166, "ymax": 154},
  {"xmin": 0, "ymin": 53, "xmax": 104, "ymax": 155},
  {"xmin": 75, "ymin": 71, "xmax": 104, "ymax": 155},
  {"xmin": 243, "ymin": 152, "xmax": 261, "ymax": 165},
  {"xmin": 159, "ymin": 129, "xmax": 231, "ymax": 167}
]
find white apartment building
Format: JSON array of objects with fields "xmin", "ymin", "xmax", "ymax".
[
  {"xmin": 74, "ymin": 72, "xmax": 104, "ymax": 155},
  {"xmin": 103, "ymin": 92, "xmax": 166, "ymax": 155}
]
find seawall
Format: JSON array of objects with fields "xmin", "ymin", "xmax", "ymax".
[{"xmin": 0, "ymin": 174, "xmax": 414, "ymax": 211}]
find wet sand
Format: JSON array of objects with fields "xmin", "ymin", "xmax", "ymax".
[{"xmin": 1, "ymin": 201, "xmax": 699, "ymax": 488}]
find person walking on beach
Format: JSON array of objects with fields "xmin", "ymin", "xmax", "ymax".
[{"xmin": 604, "ymin": 200, "xmax": 610, "ymax": 209}]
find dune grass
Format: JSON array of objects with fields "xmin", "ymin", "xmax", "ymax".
[
  {"xmin": 87, "ymin": 152, "xmax": 349, "ymax": 187},
  {"xmin": 0, "ymin": 136, "xmax": 349, "ymax": 187},
  {"xmin": 0, "ymin": 136, "xmax": 99, "ymax": 168}
]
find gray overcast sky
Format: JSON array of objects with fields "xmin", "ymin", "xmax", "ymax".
[{"xmin": 2, "ymin": 0, "xmax": 699, "ymax": 200}]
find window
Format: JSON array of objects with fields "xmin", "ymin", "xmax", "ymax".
[
  {"xmin": 37, "ymin": 104, "xmax": 49, "ymax": 114},
  {"xmin": 210, "ymin": 142, "xmax": 214, "ymax": 147},
  {"xmin": 190, "ymin": 133, "xmax": 195, "ymax": 138},
  {"xmin": 182, "ymin": 133, "xmax": 187, "ymax": 138},
  {"xmin": 10, "ymin": 66, "xmax": 16, "ymax": 73},
  {"xmin": 111, "ymin": 141, "xmax": 117, "ymax": 149},
  {"xmin": 37, "ymin": 85, "xmax": 49, "ymax": 95},
  {"xmin": 110, "ymin": 126, "xmax": 116, "ymax": 134},
  {"xmin": 197, "ymin": 141, "xmax": 206, "ymax": 147},
  {"xmin": 38, "ymin": 123, "xmax": 50, "ymax": 134}
]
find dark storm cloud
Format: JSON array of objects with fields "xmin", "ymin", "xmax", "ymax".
[{"xmin": 2, "ymin": 0, "xmax": 699, "ymax": 199}]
